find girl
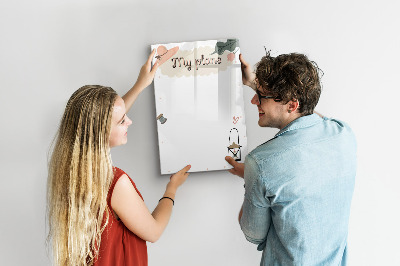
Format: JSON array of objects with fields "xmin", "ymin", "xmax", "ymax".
[{"xmin": 47, "ymin": 50, "xmax": 191, "ymax": 266}]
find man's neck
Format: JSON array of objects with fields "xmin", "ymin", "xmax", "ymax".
[{"xmin": 278, "ymin": 113, "xmax": 303, "ymax": 130}]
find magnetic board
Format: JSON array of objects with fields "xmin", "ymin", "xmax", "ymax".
[{"xmin": 151, "ymin": 39, "xmax": 248, "ymax": 174}]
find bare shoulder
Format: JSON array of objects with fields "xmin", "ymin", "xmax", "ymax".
[
  {"xmin": 111, "ymin": 174, "xmax": 141, "ymax": 209},
  {"xmin": 115, "ymin": 173, "xmax": 133, "ymax": 188}
]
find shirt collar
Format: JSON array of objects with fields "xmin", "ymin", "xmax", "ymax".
[{"xmin": 275, "ymin": 114, "xmax": 322, "ymax": 138}]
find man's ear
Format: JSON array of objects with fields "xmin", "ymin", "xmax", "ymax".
[{"xmin": 288, "ymin": 100, "xmax": 299, "ymax": 113}]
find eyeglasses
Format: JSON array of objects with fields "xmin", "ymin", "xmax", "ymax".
[{"xmin": 255, "ymin": 89, "xmax": 281, "ymax": 104}]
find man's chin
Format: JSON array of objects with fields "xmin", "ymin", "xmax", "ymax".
[{"xmin": 258, "ymin": 119, "xmax": 274, "ymax": 128}]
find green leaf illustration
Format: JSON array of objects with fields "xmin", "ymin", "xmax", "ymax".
[{"xmin": 210, "ymin": 39, "xmax": 239, "ymax": 55}]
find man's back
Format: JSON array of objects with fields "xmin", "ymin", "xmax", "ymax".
[{"xmin": 240, "ymin": 114, "xmax": 357, "ymax": 265}]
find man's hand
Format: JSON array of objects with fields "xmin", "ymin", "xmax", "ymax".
[
  {"xmin": 225, "ymin": 156, "xmax": 245, "ymax": 178},
  {"xmin": 239, "ymin": 54, "xmax": 256, "ymax": 90}
]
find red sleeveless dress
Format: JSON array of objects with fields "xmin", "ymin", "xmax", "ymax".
[{"xmin": 94, "ymin": 167, "xmax": 148, "ymax": 266}]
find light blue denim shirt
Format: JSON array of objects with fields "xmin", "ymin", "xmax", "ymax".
[{"xmin": 240, "ymin": 114, "xmax": 357, "ymax": 266}]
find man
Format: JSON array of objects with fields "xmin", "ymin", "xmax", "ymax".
[{"xmin": 225, "ymin": 52, "xmax": 357, "ymax": 265}]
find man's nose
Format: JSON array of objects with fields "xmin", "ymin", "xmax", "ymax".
[{"xmin": 251, "ymin": 94, "xmax": 259, "ymax": 105}]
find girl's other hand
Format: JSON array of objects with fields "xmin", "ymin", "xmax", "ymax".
[{"xmin": 167, "ymin": 165, "xmax": 191, "ymax": 191}]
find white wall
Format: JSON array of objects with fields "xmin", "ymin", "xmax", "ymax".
[{"xmin": 1, "ymin": 0, "xmax": 399, "ymax": 265}]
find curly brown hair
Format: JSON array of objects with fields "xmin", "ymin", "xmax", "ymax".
[{"xmin": 255, "ymin": 51, "xmax": 322, "ymax": 115}]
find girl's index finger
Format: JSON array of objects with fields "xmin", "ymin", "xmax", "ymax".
[
  {"xmin": 181, "ymin": 164, "xmax": 191, "ymax": 173},
  {"xmin": 147, "ymin": 49, "xmax": 156, "ymax": 65}
]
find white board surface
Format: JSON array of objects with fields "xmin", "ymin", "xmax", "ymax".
[{"xmin": 151, "ymin": 39, "xmax": 248, "ymax": 174}]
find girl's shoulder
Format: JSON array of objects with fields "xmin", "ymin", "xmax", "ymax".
[
  {"xmin": 111, "ymin": 167, "xmax": 143, "ymax": 200},
  {"xmin": 113, "ymin": 166, "xmax": 126, "ymax": 178}
]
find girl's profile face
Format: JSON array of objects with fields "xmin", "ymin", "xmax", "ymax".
[{"xmin": 109, "ymin": 96, "xmax": 132, "ymax": 148}]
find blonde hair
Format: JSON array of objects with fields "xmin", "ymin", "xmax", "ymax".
[{"xmin": 47, "ymin": 85, "xmax": 118, "ymax": 265}]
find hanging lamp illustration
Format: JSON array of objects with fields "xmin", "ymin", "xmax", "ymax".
[{"xmin": 228, "ymin": 128, "xmax": 242, "ymax": 161}]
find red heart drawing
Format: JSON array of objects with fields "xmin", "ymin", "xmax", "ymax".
[{"xmin": 233, "ymin": 116, "xmax": 239, "ymax": 124}]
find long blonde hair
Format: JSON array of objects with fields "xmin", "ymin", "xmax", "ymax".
[{"xmin": 47, "ymin": 85, "xmax": 118, "ymax": 265}]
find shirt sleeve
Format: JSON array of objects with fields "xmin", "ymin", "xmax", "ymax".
[{"xmin": 239, "ymin": 154, "xmax": 271, "ymax": 247}]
